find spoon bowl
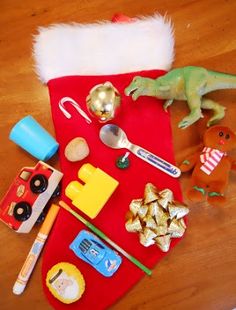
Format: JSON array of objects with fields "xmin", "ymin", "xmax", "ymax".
[{"xmin": 99, "ymin": 124, "xmax": 130, "ymax": 149}]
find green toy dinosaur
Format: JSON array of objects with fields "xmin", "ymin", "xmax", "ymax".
[{"xmin": 125, "ymin": 66, "xmax": 236, "ymax": 129}]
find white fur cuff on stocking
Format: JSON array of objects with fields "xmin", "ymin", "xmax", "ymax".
[{"xmin": 33, "ymin": 13, "xmax": 175, "ymax": 83}]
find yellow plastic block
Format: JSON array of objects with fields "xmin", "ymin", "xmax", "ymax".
[{"xmin": 65, "ymin": 163, "xmax": 119, "ymax": 219}]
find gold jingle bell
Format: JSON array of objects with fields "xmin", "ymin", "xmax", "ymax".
[{"xmin": 86, "ymin": 82, "xmax": 121, "ymax": 122}]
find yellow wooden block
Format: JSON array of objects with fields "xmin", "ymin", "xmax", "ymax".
[{"xmin": 65, "ymin": 163, "xmax": 119, "ymax": 219}]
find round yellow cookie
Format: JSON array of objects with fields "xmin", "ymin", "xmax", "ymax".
[{"xmin": 46, "ymin": 262, "xmax": 85, "ymax": 304}]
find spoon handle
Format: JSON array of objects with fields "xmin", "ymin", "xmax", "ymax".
[{"xmin": 129, "ymin": 144, "xmax": 181, "ymax": 178}]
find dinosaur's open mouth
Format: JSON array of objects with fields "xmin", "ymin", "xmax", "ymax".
[{"xmin": 125, "ymin": 87, "xmax": 138, "ymax": 96}]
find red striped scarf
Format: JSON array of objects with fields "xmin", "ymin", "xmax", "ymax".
[{"xmin": 200, "ymin": 147, "xmax": 226, "ymax": 175}]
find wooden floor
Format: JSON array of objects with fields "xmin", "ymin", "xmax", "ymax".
[{"xmin": 0, "ymin": 1, "xmax": 236, "ymax": 309}]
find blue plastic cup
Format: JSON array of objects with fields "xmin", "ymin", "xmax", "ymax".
[{"xmin": 9, "ymin": 115, "xmax": 59, "ymax": 161}]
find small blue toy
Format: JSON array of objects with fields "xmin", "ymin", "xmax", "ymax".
[{"xmin": 70, "ymin": 230, "xmax": 122, "ymax": 277}]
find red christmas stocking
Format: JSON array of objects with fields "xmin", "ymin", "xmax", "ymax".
[{"xmin": 33, "ymin": 14, "xmax": 183, "ymax": 310}]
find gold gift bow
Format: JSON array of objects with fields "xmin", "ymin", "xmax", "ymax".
[{"xmin": 125, "ymin": 183, "xmax": 189, "ymax": 252}]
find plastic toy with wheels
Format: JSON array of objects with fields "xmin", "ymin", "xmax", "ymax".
[
  {"xmin": 0, "ymin": 161, "xmax": 63, "ymax": 233},
  {"xmin": 70, "ymin": 230, "xmax": 122, "ymax": 277}
]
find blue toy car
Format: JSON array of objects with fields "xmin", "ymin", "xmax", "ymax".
[{"xmin": 70, "ymin": 230, "xmax": 122, "ymax": 277}]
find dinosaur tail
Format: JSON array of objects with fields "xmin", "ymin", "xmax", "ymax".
[{"xmin": 207, "ymin": 70, "xmax": 236, "ymax": 92}]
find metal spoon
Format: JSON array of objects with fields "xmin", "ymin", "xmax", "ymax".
[{"xmin": 99, "ymin": 124, "xmax": 181, "ymax": 178}]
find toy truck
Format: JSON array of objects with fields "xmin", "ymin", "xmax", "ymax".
[{"xmin": 0, "ymin": 161, "xmax": 63, "ymax": 233}]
